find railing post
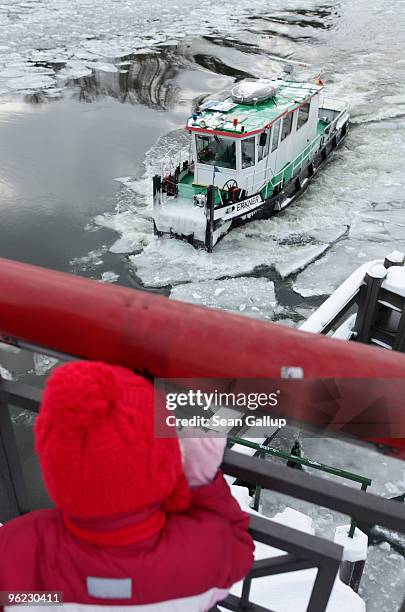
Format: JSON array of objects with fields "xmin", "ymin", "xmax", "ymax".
[
  {"xmin": 0, "ymin": 389, "xmax": 29, "ymax": 522},
  {"xmin": 153, "ymin": 174, "xmax": 162, "ymax": 236},
  {"xmin": 353, "ymin": 265, "xmax": 387, "ymax": 343},
  {"xmin": 253, "ymin": 450, "xmax": 265, "ymax": 511},
  {"xmin": 307, "ymin": 562, "xmax": 340, "ymax": 612},
  {"xmin": 384, "ymin": 251, "xmax": 404, "ymax": 269},
  {"xmin": 240, "ymin": 577, "xmax": 253, "ymax": 610},
  {"xmin": 205, "ymin": 185, "xmax": 215, "ymax": 253}
]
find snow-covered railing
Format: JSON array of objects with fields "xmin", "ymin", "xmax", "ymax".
[
  {"xmin": 300, "ymin": 260, "xmax": 382, "ymax": 335},
  {"xmin": 300, "ymin": 251, "xmax": 405, "ymax": 350},
  {"xmin": 228, "ymin": 436, "xmax": 371, "ymax": 539}
]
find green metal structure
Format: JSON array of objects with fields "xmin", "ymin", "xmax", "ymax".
[{"xmin": 229, "ymin": 436, "xmax": 371, "ymax": 538}]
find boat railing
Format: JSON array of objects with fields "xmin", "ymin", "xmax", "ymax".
[
  {"xmin": 229, "ymin": 436, "xmax": 371, "ymax": 538},
  {"xmin": 0, "ymin": 259, "xmax": 404, "ymax": 611},
  {"xmin": 159, "ymin": 140, "xmax": 194, "ymax": 185}
]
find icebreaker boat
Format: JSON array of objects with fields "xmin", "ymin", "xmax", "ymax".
[{"xmin": 153, "ymin": 76, "xmax": 349, "ymax": 251}]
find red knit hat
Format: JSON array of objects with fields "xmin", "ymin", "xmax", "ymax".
[{"xmin": 35, "ymin": 361, "xmax": 191, "ymax": 519}]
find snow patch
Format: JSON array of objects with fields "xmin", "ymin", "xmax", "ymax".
[
  {"xmin": 382, "ymin": 265, "xmax": 405, "ymax": 297},
  {"xmin": 334, "ymin": 525, "xmax": 368, "ymax": 562}
]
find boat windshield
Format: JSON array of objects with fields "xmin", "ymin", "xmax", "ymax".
[{"xmin": 196, "ymin": 134, "xmax": 236, "ymax": 169}]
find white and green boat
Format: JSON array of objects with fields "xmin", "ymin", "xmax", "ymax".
[{"xmin": 153, "ymin": 75, "xmax": 349, "ymax": 252}]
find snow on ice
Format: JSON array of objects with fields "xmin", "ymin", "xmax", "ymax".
[{"xmin": 334, "ymin": 525, "xmax": 368, "ymax": 563}]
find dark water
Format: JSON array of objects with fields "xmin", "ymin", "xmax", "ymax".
[{"xmin": 0, "ymin": 42, "xmax": 241, "ymax": 277}]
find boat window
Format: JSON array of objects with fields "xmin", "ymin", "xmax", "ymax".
[
  {"xmin": 196, "ymin": 134, "xmax": 236, "ymax": 169},
  {"xmin": 241, "ymin": 136, "xmax": 256, "ymax": 168},
  {"xmin": 264, "ymin": 127, "xmax": 271, "ymax": 157},
  {"xmin": 297, "ymin": 102, "xmax": 310, "ymax": 130},
  {"xmin": 258, "ymin": 128, "xmax": 271, "ymax": 162},
  {"xmin": 281, "ymin": 113, "xmax": 293, "ymax": 141},
  {"xmin": 271, "ymin": 120, "xmax": 281, "ymax": 152}
]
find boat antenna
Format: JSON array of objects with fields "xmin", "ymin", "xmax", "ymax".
[{"xmin": 266, "ymin": 54, "xmax": 311, "ymax": 68}]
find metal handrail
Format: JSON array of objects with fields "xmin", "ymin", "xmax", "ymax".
[
  {"xmin": 229, "ymin": 437, "xmax": 371, "ymax": 486},
  {"xmin": 229, "ymin": 436, "xmax": 371, "ymax": 537}
]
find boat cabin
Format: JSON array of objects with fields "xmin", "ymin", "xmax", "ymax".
[{"xmin": 186, "ymin": 78, "xmax": 323, "ymax": 196}]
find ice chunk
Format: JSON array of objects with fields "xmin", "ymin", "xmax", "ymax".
[
  {"xmin": 32, "ymin": 354, "xmax": 58, "ymax": 376},
  {"xmin": 6, "ymin": 74, "xmax": 56, "ymax": 91},
  {"xmin": 275, "ymin": 243, "xmax": 330, "ymax": 279},
  {"xmin": 57, "ymin": 60, "xmax": 92, "ymax": 80},
  {"xmin": 170, "ymin": 277, "xmax": 277, "ymax": 320},
  {"xmin": 94, "ymin": 210, "xmax": 152, "ymax": 254},
  {"xmin": 293, "ymin": 239, "xmax": 399, "ymax": 298},
  {"xmin": 0, "ymin": 364, "xmax": 14, "ymax": 380},
  {"xmin": 0, "ymin": 342, "xmax": 20, "ymax": 354},
  {"xmin": 80, "ymin": 40, "xmax": 134, "ymax": 59},
  {"xmin": 130, "ymin": 236, "xmax": 274, "ymax": 287},
  {"xmin": 70, "ymin": 247, "xmax": 107, "ymax": 272},
  {"xmin": 100, "ymin": 271, "xmax": 120, "ymax": 283},
  {"xmin": 89, "ymin": 62, "xmax": 118, "ymax": 73}
]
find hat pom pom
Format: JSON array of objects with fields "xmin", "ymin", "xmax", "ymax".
[{"xmin": 40, "ymin": 361, "xmax": 118, "ymax": 432}]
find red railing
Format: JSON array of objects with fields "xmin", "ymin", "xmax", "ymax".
[{"xmin": 0, "ymin": 257, "xmax": 404, "ymax": 453}]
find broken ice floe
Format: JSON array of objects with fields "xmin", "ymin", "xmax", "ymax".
[
  {"xmin": 100, "ymin": 271, "xmax": 120, "ymax": 283},
  {"xmin": 170, "ymin": 277, "xmax": 278, "ymax": 320},
  {"xmin": 275, "ymin": 243, "xmax": 330, "ymax": 279},
  {"xmin": 0, "ymin": 364, "xmax": 14, "ymax": 380},
  {"xmin": 94, "ymin": 210, "xmax": 152, "ymax": 254},
  {"xmin": 6, "ymin": 74, "xmax": 56, "ymax": 91},
  {"xmin": 56, "ymin": 60, "xmax": 92, "ymax": 80},
  {"xmin": 293, "ymin": 238, "xmax": 405, "ymax": 298},
  {"xmin": 32, "ymin": 353, "xmax": 58, "ymax": 376},
  {"xmin": 69, "ymin": 247, "xmax": 108, "ymax": 273},
  {"xmin": 88, "ymin": 62, "xmax": 119, "ymax": 73}
]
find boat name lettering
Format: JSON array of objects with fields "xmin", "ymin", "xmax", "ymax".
[{"xmin": 216, "ymin": 194, "xmax": 263, "ymax": 220}]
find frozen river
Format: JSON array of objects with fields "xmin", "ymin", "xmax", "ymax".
[{"xmin": 0, "ymin": 1, "xmax": 405, "ymax": 610}]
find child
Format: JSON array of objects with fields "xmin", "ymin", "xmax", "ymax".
[{"xmin": 0, "ymin": 361, "xmax": 254, "ymax": 610}]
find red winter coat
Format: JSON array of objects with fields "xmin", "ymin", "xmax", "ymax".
[{"xmin": 0, "ymin": 473, "xmax": 254, "ymax": 611}]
